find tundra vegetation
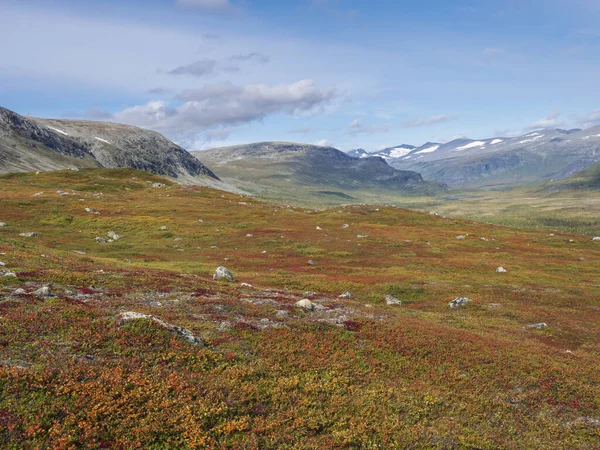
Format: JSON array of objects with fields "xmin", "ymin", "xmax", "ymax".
[{"xmin": 0, "ymin": 169, "xmax": 599, "ymax": 448}]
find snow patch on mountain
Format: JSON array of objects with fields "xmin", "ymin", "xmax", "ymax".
[
  {"xmin": 456, "ymin": 141, "xmax": 486, "ymax": 151},
  {"xmin": 415, "ymin": 145, "xmax": 440, "ymax": 154},
  {"xmin": 47, "ymin": 126, "xmax": 68, "ymax": 136}
]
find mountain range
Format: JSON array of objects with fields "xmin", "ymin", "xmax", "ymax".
[{"xmin": 352, "ymin": 127, "xmax": 600, "ymax": 189}]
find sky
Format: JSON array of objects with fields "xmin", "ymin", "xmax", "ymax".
[{"xmin": 1, "ymin": 0, "xmax": 600, "ymax": 151}]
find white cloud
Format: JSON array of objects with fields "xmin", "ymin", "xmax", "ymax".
[
  {"xmin": 113, "ymin": 79, "xmax": 336, "ymax": 139},
  {"xmin": 402, "ymin": 115, "xmax": 454, "ymax": 128},
  {"xmin": 347, "ymin": 118, "xmax": 388, "ymax": 135},
  {"xmin": 315, "ymin": 139, "xmax": 332, "ymax": 147},
  {"xmin": 175, "ymin": 0, "xmax": 238, "ymax": 13},
  {"xmin": 525, "ymin": 111, "xmax": 563, "ymax": 130}
]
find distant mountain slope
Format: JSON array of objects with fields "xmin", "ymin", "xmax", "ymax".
[
  {"xmin": 542, "ymin": 159, "xmax": 600, "ymax": 192},
  {"xmin": 0, "ymin": 106, "xmax": 219, "ymax": 183},
  {"xmin": 361, "ymin": 128, "xmax": 600, "ymax": 189},
  {"xmin": 193, "ymin": 142, "xmax": 446, "ymax": 203}
]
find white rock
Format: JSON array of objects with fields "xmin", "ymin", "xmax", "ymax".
[
  {"xmin": 4, "ymin": 272, "xmax": 17, "ymax": 278},
  {"xmin": 213, "ymin": 266, "xmax": 235, "ymax": 282},
  {"xmin": 527, "ymin": 322, "xmax": 548, "ymax": 329},
  {"xmin": 593, "ymin": 237, "xmax": 600, "ymax": 242},
  {"xmin": 496, "ymin": 266, "xmax": 507, "ymax": 273},
  {"xmin": 316, "ymin": 226, "xmax": 323, "ymax": 231},
  {"xmin": 342, "ymin": 224, "xmax": 349, "ymax": 229},
  {"xmin": 240, "ymin": 283, "xmax": 254, "ymax": 288},
  {"xmin": 19, "ymin": 232, "xmax": 40, "ymax": 238},
  {"xmin": 0, "ymin": 262, "xmax": 5, "ymax": 267},
  {"xmin": 339, "ymin": 292, "xmax": 352, "ymax": 299},
  {"xmin": 34, "ymin": 286, "xmax": 52, "ymax": 298},
  {"xmin": 456, "ymin": 235, "xmax": 466, "ymax": 240},
  {"xmin": 12, "ymin": 288, "xmax": 26, "ymax": 295},
  {"xmin": 107, "ymin": 231, "xmax": 121, "ymax": 241},
  {"xmin": 0, "ymin": 222, "xmax": 6, "ymax": 227},
  {"xmin": 295, "ymin": 299, "xmax": 315, "ymax": 311},
  {"xmin": 449, "ymin": 297, "xmax": 472, "ymax": 308},
  {"xmin": 160, "ymin": 226, "xmax": 168, "ymax": 230},
  {"xmin": 385, "ymin": 295, "xmax": 402, "ymax": 305},
  {"xmin": 116, "ymin": 312, "xmax": 204, "ymax": 345}
]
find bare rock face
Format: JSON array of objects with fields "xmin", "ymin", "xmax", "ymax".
[{"xmin": 213, "ymin": 266, "xmax": 235, "ymax": 282}]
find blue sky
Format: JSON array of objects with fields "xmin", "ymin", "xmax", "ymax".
[{"xmin": 1, "ymin": 0, "xmax": 600, "ymax": 151}]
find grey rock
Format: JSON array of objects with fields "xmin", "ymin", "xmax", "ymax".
[
  {"xmin": 19, "ymin": 232, "xmax": 40, "ymax": 238},
  {"xmin": 160, "ymin": 226, "xmax": 168, "ymax": 230},
  {"xmin": 307, "ymin": 260, "xmax": 318, "ymax": 266},
  {"xmin": 115, "ymin": 312, "xmax": 204, "ymax": 346},
  {"xmin": 304, "ymin": 291, "xmax": 317, "ymax": 297},
  {"xmin": 12, "ymin": 288, "xmax": 27, "ymax": 295},
  {"xmin": 95, "ymin": 237, "xmax": 108, "ymax": 243},
  {"xmin": 385, "ymin": 295, "xmax": 402, "ymax": 305},
  {"xmin": 240, "ymin": 282, "xmax": 254, "ymax": 288},
  {"xmin": 456, "ymin": 235, "xmax": 466, "ymax": 240},
  {"xmin": 213, "ymin": 266, "xmax": 235, "ymax": 282},
  {"xmin": 0, "ymin": 222, "xmax": 6, "ymax": 227},
  {"xmin": 449, "ymin": 297, "xmax": 472, "ymax": 308},
  {"xmin": 3, "ymin": 272, "xmax": 17, "ymax": 278},
  {"xmin": 0, "ymin": 262, "xmax": 5, "ymax": 267},
  {"xmin": 339, "ymin": 292, "xmax": 352, "ymax": 299}
]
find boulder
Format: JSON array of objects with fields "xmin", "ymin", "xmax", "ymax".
[
  {"xmin": 456, "ymin": 235, "xmax": 466, "ymax": 240},
  {"xmin": 295, "ymin": 299, "xmax": 315, "ymax": 311},
  {"xmin": 95, "ymin": 237, "xmax": 108, "ymax": 243},
  {"xmin": 385, "ymin": 295, "xmax": 402, "ymax": 305},
  {"xmin": 19, "ymin": 232, "xmax": 40, "ymax": 238},
  {"xmin": 0, "ymin": 262, "xmax": 5, "ymax": 267},
  {"xmin": 496, "ymin": 266, "xmax": 507, "ymax": 273},
  {"xmin": 307, "ymin": 260, "xmax": 318, "ymax": 266},
  {"xmin": 12, "ymin": 288, "xmax": 27, "ymax": 295},
  {"xmin": 0, "ymin": 222, "xmax": 7, "ymax": 227},
  {"xmin": 593, "ymin": 237, "xmax": 600, "ymax": 242},
  {"xmin": 213, "ymin": 266, "xmax": 235, "ymax": 282},
  {"xmin": 34, "ymin": 286, "xmax": 52, "ymax": 298},
  {"xmin": 339, "ymin": 292, "xmax": 352, "ymax": 299},
  {"xmin": 4, "ymin": 272, "xmax": 17, "ymax": 278},
  {"xmin": 449, "ymin": 297, "xmax": 472, "ymax": 308}
]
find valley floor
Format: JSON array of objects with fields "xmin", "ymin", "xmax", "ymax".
[{"xmin": 1, "ymin": 169, "xmax": 599, "ymax": 448}]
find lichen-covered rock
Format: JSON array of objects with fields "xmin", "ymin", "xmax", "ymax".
[
  {"xmin": 107, "ymin": 231, "xmax": 121, "ymax": 241},
  {"xmin": 213, "ymin": 266, "xmax": 235, "ymax": 282}
]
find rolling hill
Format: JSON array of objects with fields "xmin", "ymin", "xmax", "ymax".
[{"xmin": 193, "ymin": 142, "xmax": 446, "ymax": 204}]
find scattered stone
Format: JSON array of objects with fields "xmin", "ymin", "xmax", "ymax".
[
  {"xmin": 275, "ymin": 310, "xmax": 289, "ymax": 318},
  {"xmin": 527, "ymin": 322, "xmax": 548, "ymax": 330},
  {"xmin": 342, "ymin": 224, "xmax": 349, "ymax": 229},
  {"xmin": 0, "ymin": 222, "xmax": 6, "ymax": 227},
  {"xmin": 70, "ymin": 167, "xmax": 79, "ymax": 172},
  {"xmin": 304, "ymin": 291, "xmax": 317, "ymax": 296},
  {"xmin": 73, "ymin": 250, "xmax": 87, "ymax": 255},
  {"xmin": 316, "ymin": 226, "xmax": 323, "ymax": 231},
  {"xmin": 339, "ymin": 292, "xmax": 352, "ymax": 299},
  {"xmin": 56, "ymin": 190, "xmax": 69, "ymax": 196},
  {"xmin": 240, "ymin": 283, "xmax": 254, "ymax": 288},
  {"xmin": 151, "ymin": 183, "xmax": 165, "ymax": 188},
  {"xmin": 295, "ymin": 299, "xmax": 315, "ymax": 311},
  {"xmin": 246, "ymin": 234, "xmax": 253, "ymax": 237},
  {"xmin": 593, "ymin": 237, "xmax": 600, "ymax": 242},
  {"xmin": 449, "ymin": 297, "xmax": 472, "ymax": 308},
  {"xmin": 357, "ymin": 235, "xmax": 369, "ymax": 239},
  {"xmin": 33, "ymin": 192, "xmax": 44, "ymax": 196},
  {"xmin": 496, "ymin": 266, "xmax": 507, "ymax": 273},
  {"xmin": 160, "ymin": 226, "xmax": 168, "ymax": 231},
  {"xmin": 456, "ymin": 235, "xmax": 466, "ymax": 240},
  {"xmin": 34, "ymin": 286, "xmax": 52, "ymax": 298},
  {"xmin": 85, "ymin": 207, "xmax": 100, "ymax": 215},
  {"xmin": 12, "ymin": 288, "xmax": 26, "ymax": 295},
  {"xmin": 261, "ymin": 250, "xmax": 267, "ymax": 254},
  {"xmin": 4, "ymin": 272, "xmax": 17, "ymax": 278},
  {"xmin": 572, "ymin": 417, "xmax": 600, "ymax": 427},
  {"xmin": 0, "ymin": 262, "xmax": 4, "ymax": 267},
  {"xmin": 19, "ymin": 232, "xmax": 40, "ymax": 238},
  {"xmin": 107, "ymin": 231, "xmax": 121, "ymax": 241},
  {"xmin": 95, "ymin": 237, "xmax": 108, "ymax": 243},
  {"xmin": 213, "ymin": 266, "xmax": 235, "ymax": 282},
  {"xmin": 115, "ymin": 312, "xmax": 204, "ymax": 345},
  {"xmin": 174, "ymin": 237, "xmax": 182, "ymax": 241},
  {"xmin": 307, "ymin": 260, "xmax": 318, "ymax": 266},
  {"xmin": 198, "ymin": 219, "xmax": 204, "ymax": 223},
  {"xmin": 385, "ymin": 295, "xmax": 402, "ymax": 306}
]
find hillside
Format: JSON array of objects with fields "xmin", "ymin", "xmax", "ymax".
[
  {"xmin": 0, "ymin": 106, "xmax": 219, "ymax": 184},
  {"xmin": 1, "ymin": 168, "xmax": 600, "ymax": 448},
  {"xmin": 542, "ymin": 159, "xmax": 600, "ymax": 191},
  {"xmin": 356, "ymin": 128, "xmax": 600, "ymax": 189},
  {"xmin": 194, "ymin": 142, "xmax": 446, "ymax": 204}
]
